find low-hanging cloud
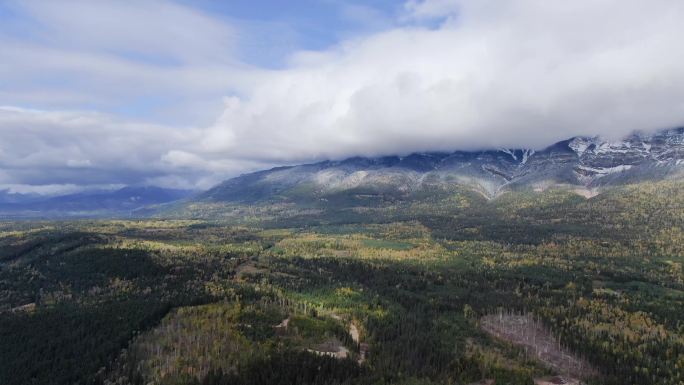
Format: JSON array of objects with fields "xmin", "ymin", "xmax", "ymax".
[
  {"xmin": 2, "ymin": 0, "xmax": 684, "ymax": 193},
  {"xmin": 0, "ymin": 106, "xmax": 267, "ymax": 192}
]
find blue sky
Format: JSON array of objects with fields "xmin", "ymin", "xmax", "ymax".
[
  {"xmin": 0, "ymin": 0, "xmax": 403, "ymax": 123},
  {"xmin": 1, "ymin": 0, "xmax": 684, "ymax": 194},
  {"xmin": 177, "ymin": 0, "xmax": 401, "ymax": 56}
]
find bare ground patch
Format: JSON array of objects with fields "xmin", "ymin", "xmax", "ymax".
[
  {"xmin": 481, "ymin": 313, "xmax": 595, "ymax": 382},
  {"xmin": 307, "ymin": 338, "xmax": 350, "ymax": 359}
]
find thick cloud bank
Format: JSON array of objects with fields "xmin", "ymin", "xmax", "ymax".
[
  {"xmin": 2, "ymin": 0, "xmax": 684, "ymax": 192},
  {"xmin": 205, "ymin": 0, "xmax": 684, "ymax": 162}
]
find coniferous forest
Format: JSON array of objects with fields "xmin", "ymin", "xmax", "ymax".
[{"xmin": 1, "ymin": 181, "xmax": 684, "ymax": 385}]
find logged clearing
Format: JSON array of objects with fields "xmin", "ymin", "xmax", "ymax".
[
  {"xmin": 481, "ymin": 314, "xmax": 594, "ymax": 381},
  {"xmin": 308, "ymin": 339, "xmax": 350, "ymax": 359}
]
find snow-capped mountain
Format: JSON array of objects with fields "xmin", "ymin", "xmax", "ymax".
[{"xmin": 199, "ymin": 128, "xmax": 684, "ymax": 202}]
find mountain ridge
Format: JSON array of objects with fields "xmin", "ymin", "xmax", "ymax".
[{"xmin": 199, "ymin": 127, "xmax": 684, "ymax": 204}]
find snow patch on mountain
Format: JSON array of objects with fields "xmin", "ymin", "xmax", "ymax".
[
  {"xmin": 568, "ymin": 138, "xmax": 592, "ymax": 157},
  {"xmin": 521, "ymin": 149, "xmax": 535, "ymax": 164},
  {"xmin": 577, "ymin": 165, "xmax": 633, "ymax": 175},
  {"xmin": 500, "ymin": 148, "xmax": 517, "ymax": 161}
]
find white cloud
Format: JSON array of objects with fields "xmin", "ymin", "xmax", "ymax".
[
  {"xmin": 0, "ymin": 183, "xmax": 124, "ymax": 196},
  {"xmin": 201, "ymin": 0, "xmax": 684, "ymax": 163},
  {"xmin": 0, "ymin": 0, "xmax": 249, "ymax": 125},
  {"xmin": 14, "ymin": 0, "xmax": 239, "ymax": 64},
  {"xmin": 0, "ymin": 106, "xmax": 274, "ymax": 192}
]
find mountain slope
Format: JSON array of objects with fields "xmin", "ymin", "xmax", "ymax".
[{"xmin": 198, "ymin": 128, "xmax": 684, "ymax": 205}]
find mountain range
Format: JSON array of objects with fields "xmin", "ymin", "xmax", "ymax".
[
  {"xmin": 0, "ymin": 186, "xmax": 194, "ymax": 218},
  {"xmin": 198, "ymin": 128, "xmax": 684, "ymax": 205},
  {"xmin": 3, "ymin": 128, "xmax": 683, "ymax": 219}
]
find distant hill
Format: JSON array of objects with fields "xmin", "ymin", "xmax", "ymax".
[{"xmin": 0, "ymin": 186, "xmax": 195, "ymax": 218}]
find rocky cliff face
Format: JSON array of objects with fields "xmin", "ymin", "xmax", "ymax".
[
  {"xmin": 568, "ymin": 128, "xmax": 684, "ymax": 185},
  {"xmin": 201, "ymin": 128, "xmax": 684, "ymax": 202}
]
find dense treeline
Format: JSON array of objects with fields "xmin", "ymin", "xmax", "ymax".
[
  {"xmin": 198, "ymin": 351, "xmax": 365, "ymax": 385},
  {"xmin": 0, "ymin": 299, "xmax": 169, "ymax": 385}
]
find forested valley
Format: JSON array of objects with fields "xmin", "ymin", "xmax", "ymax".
[{"xmin": 1, "ymin": 181, "xmax": 683, "ymax": 385}]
